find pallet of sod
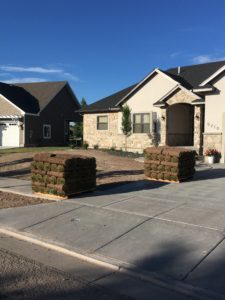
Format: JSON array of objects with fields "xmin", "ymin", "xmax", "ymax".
[
  {"xmin": 144, "ymin": 147, "xmax": 164, "ymax": 179},
  {"xmin": 31, "ymin": 153, "xmax": 96, "ymax": 198},
  {"xmin": 144, "ymin": 147, "xmax": 196, "ymax": 182}
]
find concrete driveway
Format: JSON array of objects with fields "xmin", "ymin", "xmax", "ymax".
[{"xmin": 0, "ymin": 163, "xmax": 225, "ymax": 298}]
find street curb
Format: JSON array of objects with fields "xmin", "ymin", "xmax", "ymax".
[{"xmin": 0, "ymin": 227, "xmax": 223, "ymax": 300}]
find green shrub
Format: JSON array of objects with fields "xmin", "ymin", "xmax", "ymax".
[{"xmin": 83, "ymin": 141, "xmax": 89, "ymax": 149}]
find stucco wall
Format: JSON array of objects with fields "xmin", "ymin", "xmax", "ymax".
[
  {"xmin": 126, "ymin": 72, "xmax": 177, "ymax": 112},
  {"xmin": 205, "ymin": 74, "xmax": 225, "ymax": 133},
  {"xmin": 84, "ymin": 72, "xmax": 179, "ymax": 152},
  {"xmin": 203, "ymin": 133, "xmax": 222, "ymax": 152}
]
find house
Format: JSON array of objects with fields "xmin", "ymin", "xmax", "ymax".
[
  {"xmin": 0, "ymin": 81, "xmax": 81, "ymax": 147},
  {"xmin": 80, "ymin": 60, "xmax": 225, "ymax": 161}
]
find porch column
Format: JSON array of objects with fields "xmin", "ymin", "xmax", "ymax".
[
  {"xmin": 194, "ymin": 105, "xmax": 204, "ymax": 154},
  {"xmin": 160, "ymin": 108, "xmax": 167, "ymax": 146}
]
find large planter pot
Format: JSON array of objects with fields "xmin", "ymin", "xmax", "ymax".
[{"xmin": 207, "ymin": 156, "xmax": 215, "ymax": 164}]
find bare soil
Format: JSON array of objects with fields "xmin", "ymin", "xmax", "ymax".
[
  {"xmin": 0, "ymin": 149, "xmax": 144, "ymax": 208},
  {"xmin": 0, "ymin": 191, "xmax": 51, "ymax": 209},
  {"xmin": 0, "ymin": 149, "xmax": 145, "ymax": 188}
]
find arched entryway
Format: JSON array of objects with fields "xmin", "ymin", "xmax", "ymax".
[{"xmin": 167, "ymin": 103, "xmax": 194, "ymax": 146}]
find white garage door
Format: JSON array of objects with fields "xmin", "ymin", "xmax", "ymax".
[{"xmin": 0, "ymin": 124, "xmax": 20, "ymax": 147}]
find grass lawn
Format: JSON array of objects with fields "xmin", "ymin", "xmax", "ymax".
[{"xmin": 0, "ymin": 146, "xmax": 70, "ymax": 155}]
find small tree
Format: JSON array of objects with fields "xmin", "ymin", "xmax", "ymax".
[
  {"xmin": 73, "ymin": 97, "xmax": 88, "ymax": 144},
  {"xmin": 80, "ymin": 97, "xmax": 87, "ymax": 109},
  {"xmin": 121, "ymin": 105, "xmax": 132, "ymax": 151}
]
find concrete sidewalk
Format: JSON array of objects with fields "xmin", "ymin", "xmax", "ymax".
[{"xmin": 1, "ymin": 164, "xmax": 225, "ymax": 299}]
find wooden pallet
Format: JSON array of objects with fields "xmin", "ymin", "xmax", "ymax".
[
  {"xmin": 34, "ymin": 188, "xmax": 96, "ymax": 200},
  {"xmin": 35, "ymin": 192, "xmax": 68, "ymax": 200},
  {"xmin": 146, "ymin": 176, "xmax": 193, "ymax": 183}
]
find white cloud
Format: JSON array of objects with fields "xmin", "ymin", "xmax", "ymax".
[
  {"xmin": 2, "ymin": 77, "xmax": 46, "ymax": 83},
  {"xmin": 0, "ymin": 64, "xmax": 80, "ymax": 82},
  {"xmin": 0, "ymin": 65, "xmax": 63, "ymax": 74},
  {"xmin": 170, "ymin": 51, "xmax": 183, "ymax": 58},
  {"xmin": 63, "ymin": 72, "xmax": 80, "ymax": 82},
  {"xmin": 0, "ymin": 73, "xmax": 9, "ymax": 76},
  {"xmin": 192, "ymin": 55, "xmax": 225, "ymax": 64}
]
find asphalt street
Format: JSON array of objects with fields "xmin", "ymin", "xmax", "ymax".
[{"xmin": 0, "ymin": 247, "xmax": 128, "ymax": 300}]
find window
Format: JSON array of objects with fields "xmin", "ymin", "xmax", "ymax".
[
  {"xmin": 43, "ymin": 124, "xmax": 51, "ymax": 139},
  {"xmin": 97, "ymin": 115, "xmax": 108, "ymax": 130},
  {"xmin": 133, "ymin": 113, "xmax": 150, "ymax": 133}
]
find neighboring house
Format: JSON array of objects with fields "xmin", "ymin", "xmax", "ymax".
[
  {"xmin": 0, "ymin": 81, "xmax": 81, "ymax": 147},
  {"xmin": 80, "ymin": 60, "xmax": 225, "ymax": 161}
]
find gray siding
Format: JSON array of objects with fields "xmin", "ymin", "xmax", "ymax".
[{"xmin": 25, "ymin": 85, "xmax": 81, "ymax": 146}]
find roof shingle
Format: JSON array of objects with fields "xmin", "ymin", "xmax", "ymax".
[
  {"xmin": 80, "ymin": 84, "xmax": 137, "ymax": 113},
  {"xmin": 14, "ymin": 81, "xmax": 67, "ymax": 111},
  {"xmin": 0, "ymin": 82, "xmax": 40, "ymax": 114},
  {"xmin": 166, "ymin": 60, "xmax": 225, "ymax": 88},
  {"xmin": 79, "ymin": 60, "xmax": 225, "ymax": 113}
]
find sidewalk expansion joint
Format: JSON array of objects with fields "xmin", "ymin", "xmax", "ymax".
[
  {"xmin": 182, "ymin": 235, "xmax": 225, "ymax": 281},
  {"xmin": 154, "ymin": 216, "xmax": 224, "ymax": 233},
  {"xmin": 21, "ymin": 205, "xmax": 85, "ymax": 231},
  {"xmin": 92, "ymin": 217, "xmax": 153, "ymax": 253},
  {"xmin": 101, "ymin": 196, "xmax": 136, "ymax": 208}
]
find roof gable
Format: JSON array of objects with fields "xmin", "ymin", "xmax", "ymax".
[
  {"xmin": 0, "ymin": 82, "xmax": 39, "ymax": 114},
  {"xmin": 14, "ymin": 81, "xmax": 67, "ymax": 111},
  {"xmin": 166, "ymin": 60, "xmax": 225, "ymax": 88},
  {"xmin": 80, "ymin": 60, "xmax": 225, "ymax": 113}
]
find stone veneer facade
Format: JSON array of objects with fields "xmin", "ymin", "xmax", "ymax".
[
  {"xmin": 83, "ymin": 113, "xmax": 155, "ymax": 152},
  {"xmin": 159, "ymin": 89, "xmax": 204, "ymax": 153},
  {"xmin": 84, "ymin": 89, "xmax": 206, "ymax": 153}
]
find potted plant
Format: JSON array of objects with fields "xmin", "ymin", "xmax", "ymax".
[{"xmin": 205, "ymin": 148, "xmax": 220, "ymax": 164}]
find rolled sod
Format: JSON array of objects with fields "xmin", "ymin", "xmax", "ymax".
[
  {"xmin": 144, "ymin": 146, "xmax": 196, "ymax": 182},
  {"xmin": 31, "ymin": 153, "xmax": 96, "ymax": 197}
]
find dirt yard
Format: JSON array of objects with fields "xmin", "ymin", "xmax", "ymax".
[
  {"xmin": 0, "ymin": 192, "xmax": 52, "ymax": 209},
  {"xmin": 0, "ymin": 149, "xmax": 144, "ymax": 209},
  {"xmin": 0, "ymin": 149, "xmax": 145, "ymax": 188}
]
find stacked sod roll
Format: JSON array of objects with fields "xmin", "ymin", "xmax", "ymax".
[
  {"xmin": 144, "ymin": 147, "xmax": 196, "ymax": 182},
  {"xmin": 31, "ymin": 153, "xmax": 96, "ymax": 197}
]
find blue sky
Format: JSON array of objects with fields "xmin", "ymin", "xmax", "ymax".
[{"xmin": 1, "ymin": 0, "xmax": 225, "ymax": 104}]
